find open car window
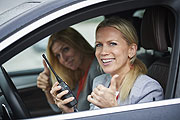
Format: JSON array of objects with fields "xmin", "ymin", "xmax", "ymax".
[
  {"xmin": 3, "ymin": 16, "xmax": 104, "ymax": 72},
  {"xmin": 0, "ymin": 0, "xmax": 180, "ymax": 119}
]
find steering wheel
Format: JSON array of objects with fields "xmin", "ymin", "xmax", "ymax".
[{"xmin": 0, "ymin": 66, "xmax": 31, "ymax": 119}]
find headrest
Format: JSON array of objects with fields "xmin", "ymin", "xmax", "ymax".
[
  {"xmin": 141, "ymin": 7, "xmax": 174, "ymax": 51},
  {"xmin": 167, "ymin": 11, "xmax": 175, "ymax": 47}
]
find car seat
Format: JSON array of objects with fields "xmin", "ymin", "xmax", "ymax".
[{"xmin": 140, "ymin": 6, "xmax": 175, "ymax": 93}]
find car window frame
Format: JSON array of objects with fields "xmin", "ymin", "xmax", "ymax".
[
  {"xmin": 0, "ymin": 0, "xmax": 180, "ymax": 119},
  {"xmin": 0, "ymin": 0, "xmax": 178, "ymax": 101}
]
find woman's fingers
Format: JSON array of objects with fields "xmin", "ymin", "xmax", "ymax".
[
  {"xmin": 56, "ymin": 90, "xmax": 69, "ymax": 99},
  {"xmin": 93, "ymin": 84, "xmax": 106, "ymax": 96},
  {"xmin": 38, "ymin": 72, "xmax": 50, "ymax": 84},
  {"xmin": 55, "ymin": 99, "xmax": 74, "ymax": 113},
  {"xmin": 57, "ymin": 97, "xmax": 74, "ymax": 105},
  {"xmin": 51, "ymin": 83, "xmax": 74, "ymax": 103},
  {"xmin": 91, "ymin": 91, "xmax": 101, "ymax": 102},
  {"xmin": 87, "ymin": 85, "xmax": 106, "ymax": 106},
  {"xmin": 51, "ymin": 82, "xmax": 75, "ymax": 113},
  {"xmin": 37, "ymin": 71, "xmax": 51, "ymax": 92},
  {"xmin": 50, "ymin": 82, "xmax": 61, "ymax": 97},
  {"xmin": 87, "ymin": 95, "xmax": 99, "ymax": 106},
  {"xmin": 91, "ymin": 88, "xmax": 103, "ymax": 101},
  {"xmin": 88, "ymin": 82, "xmax": 119, "ymax": 108}
]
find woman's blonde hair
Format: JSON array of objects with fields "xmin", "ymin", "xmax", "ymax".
[
  {"xmin": 47, "ymin": 27, "xmax": 94, "ymax": 89},
  {"xmin": 96, "ymin": 17, "xmax": 147, "ymax": 101}
]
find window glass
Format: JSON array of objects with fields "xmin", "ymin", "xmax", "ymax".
[{"xmin": 3, "ymin": 16, "xmax": 104, "ymax": 72}]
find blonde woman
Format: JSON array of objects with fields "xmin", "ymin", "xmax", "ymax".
[
  {"xmin": 37, "ymin": 27, "xmax": 102, "ymax": 112},
  {"xmin": 87, "ymin": 17, "xmax": 164, "ymax": 109},
  {"xmin": 50, "ymin": 17, "xmax": 164, "ymax": 113}
]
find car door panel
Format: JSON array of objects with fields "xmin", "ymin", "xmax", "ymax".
[
  {"xmin": 40, "ymin": 98, "xmax": 180, "ymax": 120},
  {"xmin": 9, "ymin": 68, "xmax": 58, "ymax": 117}
]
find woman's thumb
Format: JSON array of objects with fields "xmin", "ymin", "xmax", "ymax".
[{"xmin": 109, "ymin": 74, "xmax": 119, "ymax": 91}]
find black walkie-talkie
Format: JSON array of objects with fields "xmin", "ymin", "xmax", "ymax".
[{"xmin": 42, "ymin": 54, "xmax": 78, "ymax": 108}]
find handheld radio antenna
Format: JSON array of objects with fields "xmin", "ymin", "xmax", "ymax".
[{"xmin": 42, "ymin": 54, "xmax": 62, "ymax": 82}]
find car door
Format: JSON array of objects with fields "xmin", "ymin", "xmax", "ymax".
[
  {"xmin": 0, "ymin": 0, "xmax": 180, "ymax": 119},
  {"xmin": 2, "ymin": 39, "xmax": 58, "ymax": 117}
]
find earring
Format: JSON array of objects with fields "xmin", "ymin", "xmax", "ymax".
[{"xmin": 130, "ymin": 64, "xmax": 134, "ymax": 69}]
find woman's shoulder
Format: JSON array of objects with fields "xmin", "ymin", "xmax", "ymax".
[
  {"xmin": 134, "ymin": 74, "xmax": 162, "ymax": 88},
  {"xmin": 132, "ymin": 74, "xmax": 163, "ymax": 92},
  {"xmin": 129, "ymin": 74, "xmax": 164, "ymax": 103}
]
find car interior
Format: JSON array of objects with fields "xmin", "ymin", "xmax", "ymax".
[
  {"xmin": 138, "ymin": 6, "xmax": 174, "ymax": 94},
  {"xmin": 0, "ymin": 3, "xmax": 176, "ymax": 119}
]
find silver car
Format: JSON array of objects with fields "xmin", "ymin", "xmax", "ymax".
[{"xmin": 0, "ymin": 0, "xmax": 179, "ymax": 119}]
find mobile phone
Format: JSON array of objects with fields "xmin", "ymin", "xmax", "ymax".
[{"xmin": 42, "ymin": 54, "xmax": 78, "ymax": 108}]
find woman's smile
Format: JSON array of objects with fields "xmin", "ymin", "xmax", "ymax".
[{"xmin": 101, "ymin": 58, "xmax": 115, "ymax": 66}]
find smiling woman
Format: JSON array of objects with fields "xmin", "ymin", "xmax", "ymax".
[
  {"xmin": 95, "ymin": 26, "xmax": 131, "ymax": 74},
  {"xmin": 87, "ymin": 17, "xmax": 164, "ymax": 109},
  {"xmin": 37, "ymin": 27, "xmax": 103, "ymax": 113}
]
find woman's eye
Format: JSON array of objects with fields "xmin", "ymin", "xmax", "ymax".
[
  {"xmin": 56, "ymin": 54, "xmax": 60, "ymax": 59},
  {"xmin": 110, "ymin": 42, "xmax": 117, "ymax": 46},
  {"xmin": 63, "ymin": 47, "xmax": 69, "ymax": 52},
  {"xmin": 95, "ymin": 43, "xmax": 102, "ymax": 48}
]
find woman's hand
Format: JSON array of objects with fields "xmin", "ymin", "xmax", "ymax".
[
  {"xmin": 87, "ymin": 75, "xmax": 119, "ymax": 108},
  {"xmin": 50, "ymin": 82, "xmax": 74, "ymax": 113},
  {"xmin": 37, "ymin": 60, "xmax": 51, "ymax": 92}
]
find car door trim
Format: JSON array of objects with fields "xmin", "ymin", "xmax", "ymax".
[{"xmin": 40, "ymin": 98, "xmax": 180, "ymax": 119}]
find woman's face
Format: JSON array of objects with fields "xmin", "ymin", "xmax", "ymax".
[
  {"xmin": 95, "ymin": 27, "xmax": 135, "ymax": 75},
  {"xmin": 51, "ymin": 41, "xmax": 82, "ymax": 70}
]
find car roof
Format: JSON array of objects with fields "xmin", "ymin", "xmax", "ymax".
[
  {"xmin": 0, "ymin": 0, "xmax": 81, "ymax": 40},
  {"xmin": 0, "ymin": 0, "xmax": 45, "ymax": 25}
]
